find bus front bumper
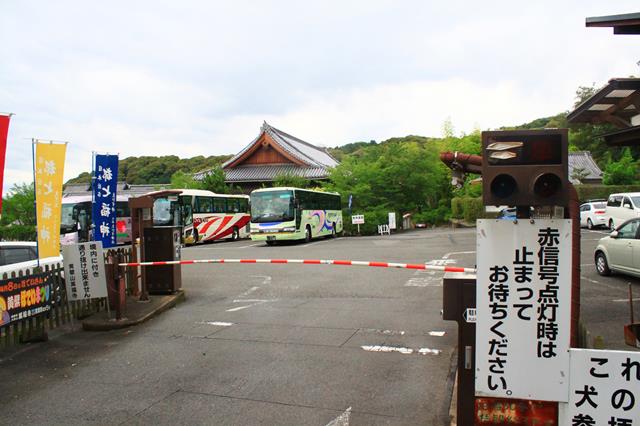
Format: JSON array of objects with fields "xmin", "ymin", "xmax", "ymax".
[{"xmin": 250, "ymin": 232, "xmax": 301, "ymax": 242}]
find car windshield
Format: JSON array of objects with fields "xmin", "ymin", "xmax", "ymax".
[{"xmin": 250, "ymin": 190, "xmax": 295, "ymax": 223}]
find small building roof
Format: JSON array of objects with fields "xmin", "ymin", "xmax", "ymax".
[
  {"xmin": 586, "ymin": 12, "xmax": 640, "ymax": 34},
  {"xmin": 568, "ymin": 151, "xmax": 603, "ymax": 183}
]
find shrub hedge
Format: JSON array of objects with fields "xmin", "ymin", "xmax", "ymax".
[
  {"xmin": 0, "ymin": 225, "xmax": 37, "ymax": 241},
  {"xmin": 574, "ymin": 184, "xmax": 640, "ymax": 203}
]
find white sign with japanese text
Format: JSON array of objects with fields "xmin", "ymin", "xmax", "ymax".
[
  {"xmin": 351, "ymin": 215, "xmax": 364, "ymax": 225},
  {"xmin": 388, "ymin": 212, "xmax": 396, "ymax": 230},
  {"xmin": 62, "ymin": 242, "xmax": 107, "ymax": 301},
  {"xmin": 476, "ymin": 219, "xmax": 572, "ymax": 402},
  {"xmin": 562, "ymin": 348, "xmax": 639, "ymax": 425}
]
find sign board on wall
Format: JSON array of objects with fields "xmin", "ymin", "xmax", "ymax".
[
  {"xmin": 62, "ymin": 242, "xmax": 107, "ymax": 301},
  {"xmin": 562, "ymin": 348, "xmax": 639, "ymax": 424},
  {"xmin": 351, "ymin": 215, "xmax": 364, "ymax": 225},
  {"xmin": 476, "ymin": 219, "xmax": 572, "ymax": 402}
]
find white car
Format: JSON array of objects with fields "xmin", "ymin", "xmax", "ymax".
[
  {"xmin": 595, "ymin": 218, "xmax": 640, "ymax": 277},
  {"xmin": 579, "ymin": 200, "xmax": 607, "ymax": 229},
  {"xmin": 0, "ymin": 242, "xmax": 63, "ymax": 275},
  {"xmin": 605, "ymin": 192, "xmax": 640, "ymax": 230}
]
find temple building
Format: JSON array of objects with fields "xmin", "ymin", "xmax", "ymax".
[{"xmin": 195, "ymin": 122, "xmax": 339, "ymax": 193}]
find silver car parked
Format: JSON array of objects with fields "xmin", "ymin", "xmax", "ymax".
[{"xmin": 595, "ymin": 218, "xmax": 640, "ymax": 277}]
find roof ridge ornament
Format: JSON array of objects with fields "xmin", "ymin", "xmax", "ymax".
[{"xmin": 261, "ymin": 121, "xmax": 270, "ymax": 132}]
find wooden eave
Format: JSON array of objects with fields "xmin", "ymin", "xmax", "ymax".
[
  {"xmin": 586, "ymin": 12, "xmax": 640, "ymax": 34},
  {"xmin": 567, "ymin": 78, "xmax": 640, "ymax": 128},
  {"xmin": 224, "ymin": 131, "xmax": 307, "ymax": 169}
]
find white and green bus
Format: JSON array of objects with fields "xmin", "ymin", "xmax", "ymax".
[{"xmin": 250, "ymin": 187, "xmax": 343, "ymax": 245}]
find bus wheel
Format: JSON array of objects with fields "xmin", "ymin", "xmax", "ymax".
[
  {"xmin": 305, "ymin": 226, "xmax": 312, "ymax": 243},
  {"xmin": 231, "ymin": 227, "xmax": 239, "ymax": 241},
  {"xmin": 193, "ymin": 229, "xmax": 199, "ymax": 244},
  {"xmin": 266, "ymin": 240, "xmax": 275, "ymax": 246},
  {"xmin": 331, "ymin": 223, "xmax": 337, "ymax": 238}
]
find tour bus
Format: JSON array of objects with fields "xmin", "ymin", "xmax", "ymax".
[
  {"xmin": 152, "ymin": 189, "xmax": 250, "ymax": 244},
  {"xmin": 60, "ymin": 194, "xmax": 133, "ymax": 246},
  {"xmin": 249, "ymin": 187, "xmax": 343, "ymax": 245}
]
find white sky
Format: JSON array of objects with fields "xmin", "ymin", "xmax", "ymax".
[{"xmin": 1, "ymin": 1, "xmax": 638, "ymax": 193}]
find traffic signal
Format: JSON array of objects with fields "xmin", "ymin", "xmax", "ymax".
[{"xmin": 482, "ymin": 129, "xmax": 568, "ymax": 207}]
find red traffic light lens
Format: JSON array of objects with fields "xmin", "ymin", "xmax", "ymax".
[
  {"xmin": 490, "ymin": 174, "xmax": 517, "ymax": 199},
  {"xmin": 533, "ymin": 173, "xmax": 561, "ymax": 198}
]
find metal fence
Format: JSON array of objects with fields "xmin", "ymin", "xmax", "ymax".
[{"xmin": 0, "ymin": 246, "xmax": 133, "ymax": 351}]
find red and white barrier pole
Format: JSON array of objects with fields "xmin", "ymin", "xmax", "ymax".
[{"xmin": 118, "ymin": 258, "xmax": 476, "ymax": 274}]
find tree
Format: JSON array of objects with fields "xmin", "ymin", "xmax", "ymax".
[
  {"xmin": 1, "ymin": 183, "xmax": 36, "ymax": 226},
  {"xmin": 570, "ymin": 166, "xmax": 590, "ymax": 184},
  {"xmin": 603, "ymin": 148, "xmax": 639, "ymax": 185},
  {"xmin": 273, "ymin": 172, "xmax": 309, "ymax": 188},
  {"xmin": 201, "ymin": 167, "xmax": 234, "ymax": 194},
  {"xmin": 170, "ymin": 170, "xmax": 203, "ymax": 189}
]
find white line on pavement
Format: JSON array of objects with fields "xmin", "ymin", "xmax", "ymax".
[
  {"xmin": 226, "ymin": 305, "xmax": 253, "ymax": 312},
  {"xmin": 198, "ymin": 321, "xmax": 234, "ymax": 326},
  {"xmin": 429, "ymin": 331, "xmax": 446, "ymax": 337},
  {"xmin": 612, "ymin": 298, "xmax": 640, "ymax": 303},
  {"xmin": 326, "ymin": 407, "xmax": 351, "ymax": 426}
]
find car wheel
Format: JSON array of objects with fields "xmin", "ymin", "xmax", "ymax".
[
  {"xmin": 595, "ymin": 252, "xmax": 611, "ymax": 276},
  {"xmin": 609, "ymin": 219, "xmax": 615, "ymax": 230},
  {"xmin": 305, "ymin": 226, "xmax": 312, "ymax": 243},
  {"xmin": 587, "ymin": 219, "xmax": 593, "ymax": 230}
]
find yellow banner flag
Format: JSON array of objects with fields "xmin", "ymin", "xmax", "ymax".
[{"xmin": 34, "ymin": 141, "xmax": 67, "ymax": 259}]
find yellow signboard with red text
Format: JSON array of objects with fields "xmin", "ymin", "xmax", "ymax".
[{"xmin": 34, "ymin": 142, "xmax": 66, "ymax": 259}]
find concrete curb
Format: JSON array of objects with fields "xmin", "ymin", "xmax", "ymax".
[{"xmin": 82, "ymin": 290, "xmax": 186, "ymax": 331}]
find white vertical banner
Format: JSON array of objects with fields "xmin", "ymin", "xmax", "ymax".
[
  {"xmin": 562, "ymin": 348, "xmax": 639, "ymax": 424},
  {"xmin": 476, "ymin": 219, "xmax": 572, "ymax": 402},
  {"xmin": 388, "ymin": 212, "xmax": 396, "ymax": 230},
  {"xmin": 62, "ymin": 242, "xmax": 108, "ymax": 301}
]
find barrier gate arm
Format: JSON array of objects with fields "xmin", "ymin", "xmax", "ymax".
[{"xmin": 118, "ymin": 258, "xmax": 477, "ymax": 274}]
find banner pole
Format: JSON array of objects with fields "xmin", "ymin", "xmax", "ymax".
[{"xmin": 32, "ymin": 139, "xmax": 40, "ymax": 268}]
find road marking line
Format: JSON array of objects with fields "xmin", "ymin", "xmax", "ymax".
[
  {"xmin": 239, "ymin": 286, "xmax": 260, "ymax": 297},
  {"xmin": 442, "ymin": 251, "xmax": 476, "ymax": 259},
  {"xmin": 232, "ymin": 299, "xmax": 271, "ymax": 303},
  {"xmin": 239, "ymin": 244, "xmax": 262, "ymax": 248},
  {"xmin": 362, "ymin": 345, "xmax": 413, "ymax": 354},
  {"xmin": 361, "ymin": 345, "xmax": 442, "ymax": 355},
  {"xmin": 418, "ymin": 347, "xmax": 442, "ymax": 355},
  {"xmin": 362, "ymin": 328, "xmax": 405, "ymax": 335},
  {"xmin": 581, "ymin": 276, "xmax": 600, "ymax": 284},
  {"xmin": 429, "ymin": 331, "xmax": 446, "ymax": 337},
  {"xmin": 612, "ymin": 297, "xmax": 640, "ymax": 303},
  {"xmin": 326, "ymin": 407, "xmax": 351, "ymax": 426},
  {"xmin": 198, "ymin": 321, "xmax": 234, "ymax": 326},
  {"xmin": 226, "ymin": 305, "xmax": 252, "ymax": 312}
]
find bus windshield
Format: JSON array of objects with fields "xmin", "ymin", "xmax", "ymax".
[
  {"xmin": 251, "ymin": 190, "xmax": 295, "ymax": 223},
  {"xmin": 61, "ymin": 203, "xmax": 77, "ymax": 231}
]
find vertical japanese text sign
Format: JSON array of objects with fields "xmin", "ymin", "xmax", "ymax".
[
  {"xmin": 0, "ymin": 114, "xmax": 11, "ymax": 214},
  {"xmin": 564, "ymin": 349, "xmax": 639, "ymax": 425},
  {"xmin": 92, "ymin": 154, "xmax": 118, "ymax": 248},
  {"xmin": 476, "ymin": 219, "xmax": 572, "ymax": 402},
  {"xmin": 62, "ymin": 242, "xmax": 107, "ymax": 301},
  {"xmin": 34, "ymin": 142, "xmax": 67, "ymax": 259}
]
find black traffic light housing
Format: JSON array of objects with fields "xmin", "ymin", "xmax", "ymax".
[{"xmin": 482, "ymin": 129, "xmax": 568, "ymax": 207}]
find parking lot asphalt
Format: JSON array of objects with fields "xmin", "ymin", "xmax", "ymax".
[
  {"xmin": 0, "ymin": 228, "xmax": 477, "ymax": 426},
  {"xmin": 578, "ymin": 228, "xmax": 640, "ymax": 351},
  {"xmin": 1, "ymin": 226, "xmax": 636, "ymax": 426}
]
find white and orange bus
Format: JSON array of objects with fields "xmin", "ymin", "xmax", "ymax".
[{"xmin": 153, "ymin": 189, "xmax": 250, "ymax": 244}]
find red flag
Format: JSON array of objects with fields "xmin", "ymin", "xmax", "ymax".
[{"xmin": 0, "ymin": 114, "xmax": 11, "ymax": 214}]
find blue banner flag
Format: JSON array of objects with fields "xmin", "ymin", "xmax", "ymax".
[{"xmin": 92, "ymin": 154, "xmax": 118, "ymax": 248}]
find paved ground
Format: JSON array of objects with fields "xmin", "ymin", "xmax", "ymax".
[
  {"xmin": 579, "ymin": 228, "xmax": 640, "ymax": 351},
  {"xmin": 0, "ymin": 228, "xmax": 477, "ymax": 425}
]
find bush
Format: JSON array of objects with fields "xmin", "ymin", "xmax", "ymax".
[
  {"xmin": 462, "ymin": 197, "xmax": 484, "ymax": 223},
  {"xmin": 343, "ymin": 208, "xmax": 392, "ymax": 235},
  {"xmin": 574, "ymin": 184, "xmax": 640, "ymax": 203},
  {"xmin": 451, "ymin": 197, "xmax": 463, "ymax": 219},
  {"xmin": 0, "ymin": 225, "xmax": 37, "ymax": 241}
]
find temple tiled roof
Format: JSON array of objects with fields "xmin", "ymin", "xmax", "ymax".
[{"xmin": 568, "ymin": 151, "xmax": 603, "ymax": 183}]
